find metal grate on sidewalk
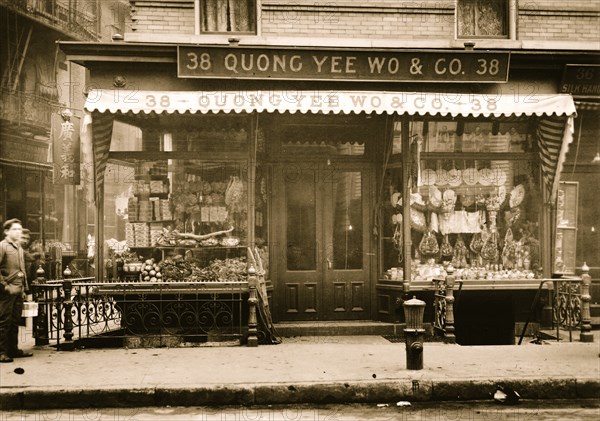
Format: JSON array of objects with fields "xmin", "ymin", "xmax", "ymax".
[{"xmin": 382, "ymin": 335, "xmax": 403, "ymax": 343}]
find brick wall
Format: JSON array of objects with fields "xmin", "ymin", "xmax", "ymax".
[
  {"xmin": 518, "ymin": 1, "xmax": 600, "ymax": 42},
  {"xmin": 127, "ymin": 0, "xmax": 600, "ymax": 43},
  {"xmin": 130, "ymin": 0, "xmax": 195, "ymax": 33},
  {"xmin": 260, "ymin": 2, "xmax": 454, "ymax": 39}
]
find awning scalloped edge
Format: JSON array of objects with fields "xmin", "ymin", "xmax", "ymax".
[{"xmin": 84, "ymin": 90, "xmax": 577, "ymax": 118}]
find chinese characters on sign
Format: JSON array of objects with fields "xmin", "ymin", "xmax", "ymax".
[
  {"xmin": 178, "ymin": 47, "xmax": 510, "ymax": 83},
  {"xmin": 52, "ymin": 110, "xmax": 80, "ymax": 184}
]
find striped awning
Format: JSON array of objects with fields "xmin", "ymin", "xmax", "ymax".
[{"xmin": 82, "ymin": 89, "xmax": 576, "ymax": 203}]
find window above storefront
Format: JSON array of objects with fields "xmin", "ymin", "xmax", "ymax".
[
  {"xmin": 200, "ymin": 0, "xmax": 257, "ymax": 34},
  {"xmin": 457, "ymin": 0, "xmax": 510, "ymax": 39}
]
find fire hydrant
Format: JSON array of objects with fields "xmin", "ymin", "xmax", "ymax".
[{"xmin": 403, "ymin": 296, "xmax": 426, "ymax": 370}]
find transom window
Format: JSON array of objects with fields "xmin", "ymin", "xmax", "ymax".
[
  {"xmin": 200, "ymin": 0, "xmax": 257, "ymax": 33},
  {"xmin": 457, "ymin": 0, "xmax": 509, "ymax": 38}
]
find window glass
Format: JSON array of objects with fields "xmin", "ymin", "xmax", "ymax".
[
  {"xmin": 420, "ymin": 120, "xmax": 533, "ymax": 153},
  {"xmin": 201, "ymin": 0, "xmax": 256, "ymax": 33},
  {"xmin": 332, "ymin": 172, "xmax": 363, "ymax": 270},
  {"xmin": 457, "ymin": 0, "xmax": 508, "ymax": 38},
  {"xmin": 381, "ymin": 116, "xmax": 542, "ymax": 282},
  {"xmin": 279, "ymin": 123, "xmax": 368, "ymax": 156},
  {"xmin": 286, "ymin": 170, "xmax": 316, "ymax": 271},
  {"xmin": 104, "ymin": 159, "xmax": 248, "ymax": 248},
  {"xmin": 110, "ymin": 116, "xmax": 250, "ymax": 154}
]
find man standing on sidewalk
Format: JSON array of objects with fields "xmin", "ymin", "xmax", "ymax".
[{"xmin": 0, "ymin": 218, "xmax": 33, "ymax": 363}]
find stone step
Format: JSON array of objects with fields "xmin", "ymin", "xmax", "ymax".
[{"xmin": 272, "ymin": 321, "xmax": 441, "ymax": 339}]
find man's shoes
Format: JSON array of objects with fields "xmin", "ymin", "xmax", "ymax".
[
  {"xmin": 0, "ymin": 354, "xmax": 13, "ymax": 363},
  {"xmin": 9, "ymin": 350, "xmax": 33, "ymax": 358}
]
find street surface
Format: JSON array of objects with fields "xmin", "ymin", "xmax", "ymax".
[{"xmin": 1, "ymin": 401, "xmax": 599, "ymax": 421}]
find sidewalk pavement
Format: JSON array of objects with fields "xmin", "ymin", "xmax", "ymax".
[{"xmin": 1, "ymin": 330, "xmax": 599, "ymax": 410}]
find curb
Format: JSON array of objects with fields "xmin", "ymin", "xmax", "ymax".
[{"xmin": 1, "ymin": 378, "xmax": 599, "ymax": 410}]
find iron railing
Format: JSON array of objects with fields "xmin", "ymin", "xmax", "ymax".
[
  {"xmin": 0, "ymin": 88, "xmax": 64, "ymax": 128},
  {"xmin": 432, "ymin": 271, "xmax": 590, "ymax": 344},
  {"xmin": 552, "ymin": 277, "xmax": 583, "ymax": 342},
  {"xmin": 2, "ymin": 0, "xmax": 99, "ymax": 41},
  {"xmin": 33, "ymin": 278, "xmax": 251, "ymax": 348}
]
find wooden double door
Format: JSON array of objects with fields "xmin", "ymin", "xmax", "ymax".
[{"xmin": 272, "ymin": 164, "xmax": 373, "ymax": 321}]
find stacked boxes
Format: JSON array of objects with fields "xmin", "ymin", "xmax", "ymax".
[
  {"xmin": 124, "ymin": 223, "xmax": 150, "ymax": 247},
  {"xmin": 150, "ymin": 161, "xmax": 168, "ymax": 176},
  {"xmin": 129, "ymin": 195, "xmax": 172, "ymax": 222},
  {"xmin": 138, "ymin": 201, "xmax": 152, "ymax": 222},
  {"xmin": 128, "ymin": 197, "xmax": 138, "ymax": 221},
  {"xmin": 125, "ymin": 223, "xmax": 136, "ymax": 248},
  {"xmin": 149, "ymin": 223, "xmax": 164, "ymax": 246},
  {"xmin": 133, "ymin": 223, "xmax": 150, "ymax": 247},
  {"xmin": 161, "ymin": 200, "xmax": 172, "ymax": 220},
  {"xmin": 150, "ymin": 180, "xmax": 168, "ymax": 194}
]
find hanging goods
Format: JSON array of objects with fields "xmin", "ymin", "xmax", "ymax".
[
  {"xmin": 440, "ymin": 234, "xmax": 453, "ymax": 259},
  {"xmin": 452, "ymin": 234, "xmax": 468, "ymax": 268},
  {"xmin": 419, "ymin": 230, "xmax": 439, "ymax": 257}
]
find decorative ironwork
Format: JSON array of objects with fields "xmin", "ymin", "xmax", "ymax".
[
  {"xmin": 433, "ymin": 279, "xmax": 447, "ymax": 333},
  {"xmin": 431, "ymin": 267, "xmax": 458, "ymax": 344},
  {"xmin": 0, "ymin": 89, "xmax": 63, "ymax": 129},
  {"xmin": 34, "ymin": 279, "xmax": 249, "ymax": 348},
  {"xmin": 3, "ymin": 0, "xmax": 99, "ymax": 41},
  {"xmin": 553, "ymin": 278, "xmax": 582, "ymax": 342}
]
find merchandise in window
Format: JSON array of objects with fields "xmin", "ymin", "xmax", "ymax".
[
  {"xmin": 104, "ymin": 159, "xmax": 248, "ymax": 283},
  {"xmin": 382, "ymin": 117, "xmax": 542, "ymax": 283},
  {"xmin": 457, "ymin": 0, "xmax": 508, "ymax": 38},
  {"xmin": 201, "ymin": 0, "xmax": 256, "ymax": 33}
]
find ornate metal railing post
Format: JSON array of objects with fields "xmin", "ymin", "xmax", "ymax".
[
  {"xmin": 580, "ymin": 262, "xmax": 594, "ymax": 343},
  {"xmin": 444, "ymin": 265, "xmax": 456, "ymax": 344},
  {"xmin": 33, "ymin": 264, "xmax": 49, "ymax": 346},
  {"xmin": 247, "ymin": 264, "xmax": 259, "ymax": 347},
  {"xmin": 60, "ymin": 266, "xmax": 75, "ymax": 351}
]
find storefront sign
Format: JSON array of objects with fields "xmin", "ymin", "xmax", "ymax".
[
  {"xmin": 178, "ymin": 47, "xmax": 510, "ymax": 83},
  {"xmin": 560, "ymin": 64, "xmax": 600, "ymax": 97},
  {"xmin": 51, "ymin": 111, "xmax": 80, "ymax": 185}
]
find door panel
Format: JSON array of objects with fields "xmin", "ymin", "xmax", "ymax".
[
  {"xmin": 324, "ymin": 170, "xmax": 370, "ymax": 320},
  {"xmin": 274, "ymin": 165, "xmax": 371, "ymax": 321},
  {"xmin": 274, "ymin": 167, "xmax": 323, "ymax": 320}
]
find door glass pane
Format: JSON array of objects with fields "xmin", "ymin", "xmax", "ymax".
[
  {"xmin": 286, "ymin": 172, "xmax": 316, "ymax": 270},
  {"xmin": 332, "ymin": 172, "xmax": 362, "ymax": 269}
]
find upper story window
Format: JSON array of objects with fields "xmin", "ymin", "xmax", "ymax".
[
  {"xmin": 201, "ymin": 0, "xmax": 256, "ymax": 33},
  {"xmin": 457, "ymin": 0, "xmax": 509, "ymax": 38}
]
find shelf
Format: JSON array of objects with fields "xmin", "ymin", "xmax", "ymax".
[
  {"xmin": 134, "ymin": 192, "xmax": 169, "ymax": 199},
  {"xmin": 157, "ymin": 245, "xmax": 246, "ymax": 250},
  {"xmin": 98, "ymin": 281, "xmax": 249, "ymax": 295},
  {"xmin": 134, "ymin": 174, "xmax": 168, "ymax": 181},
  {"xmin": 409, "ymin": 278, "xmax": 548, "ymax": 291},
  {"xmin": 418, "ymin": 185, "xmax": 503, "ymax": 195},
  {"xmin": 127, "ymin": 219, "xmax": 175, "ymax": 223},
  {"xmin": 130, "ymin": 245, "xmax": 246, "ymax": 250}
]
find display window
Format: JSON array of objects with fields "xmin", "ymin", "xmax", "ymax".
[
  {"xmin": 103, "ymin": 158, "xmax": 248, "ymax": 282},
  {"xmin": 382, "ymin": 116, "xmax": 542, "ymax": 283},
  {"xmin": 99, "ymin": 112, "xmax": 254, "ymax": 283}
]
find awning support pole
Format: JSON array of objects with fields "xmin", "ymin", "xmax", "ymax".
[{"xmin": 401, "ymin": 116, "xmax": 412, "ymax": 290}]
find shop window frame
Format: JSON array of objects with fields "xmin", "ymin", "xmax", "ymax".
[{"xmin": 379, "ymin": 115, "xmax": 543, "ymax": 283}]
